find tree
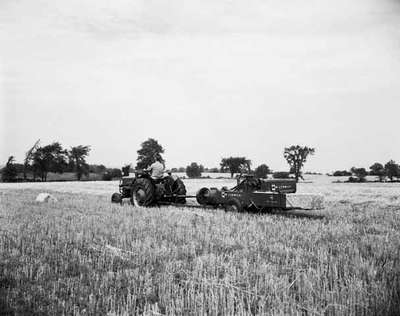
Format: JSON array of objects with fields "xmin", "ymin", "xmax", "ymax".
[
  {"xmin": 186, "ymin": 162, "xmax": 202, "ymax": 178},
  {"xmin": 136, "ymin": 138, "xmax": 165, "ymax": 170},
  {"xmin": 89, "ymin": 164, "xmax": 107, "ymax": 174},
  {"xmin": 69, "ymin": 145, "xmax": 91, "ymax": 180},
  {"xmin": 32, "ymin": 142, "xmax": 68, "ymax": 181},
  {"xmin": 1, "ymin": 156, "xmax": 18, "ymax": 182},
  {"xmin": 350, "ymin": 167, "xmax": 368, "ymax": 182},
  {"xmin": 273, "ymin": 171, "xmax": 290, "ymax": 179},
  {"xmin": 23, "ymin": 139, "xmax": 40, "ymax": 180},
  {"xmin": 384, "ymin": 160, "xmax": 400, "ymax": 181},
  {"xmin": 283, "ymin": 145, "xmax": 315, "ymax": 182},
  {"xmin": 102, "ymin": 168, "xmax": 122, "ymax": 180},
  {"xmin": 333, "ymin": 170, "xmax": 352, "ymax": 177},
  {"xmin": 369, "ymin": 163, "xmax": 386, "ymax": 182},
  {"xmin": 122, "ymin": 164, "xmax": 131, "ymax": 177},
  {"xmin": 254, "ymin": 164, "xmax": 270, "ymax": 179},
  {"xmin": 220, "ymin": 157, "xmax": 251, "ymax": 178}
]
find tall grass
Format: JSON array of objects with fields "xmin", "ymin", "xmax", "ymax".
[{"xmin": 0, "ymin": 189, "xmax": 399, "ymax": 315}]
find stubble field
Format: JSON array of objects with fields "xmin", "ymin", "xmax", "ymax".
[{"xmin": 0, "ymin": 176, "xmax": 399, "ymax": 315}]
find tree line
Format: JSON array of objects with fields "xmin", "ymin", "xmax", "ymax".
[
  {"xmin": 130, "ymin": 139, "xmax": 315, "ymax": 182},
  {"xmin": 1, "ymin": 140, "xmax": 122, "ymax": 182},
  {"xmin": 332, "ymin": 160, "xmax": 400, "ymax": 182},
  {"xmin": 1, "ymin": 138, "xmax": 316, "ymax": 183},
  {"xmin": 185, "ymin": 145, "xmax": 314, "ymax": 181}
]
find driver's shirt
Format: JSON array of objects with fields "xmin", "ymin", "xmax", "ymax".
[{"xmin": 148, "ymin": 161, "xmax": 164, "ymax": 179}]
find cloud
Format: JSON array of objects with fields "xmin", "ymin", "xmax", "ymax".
[{"xmin": 1, "ymin": 0, "xmax": 400, "ymax": 171}]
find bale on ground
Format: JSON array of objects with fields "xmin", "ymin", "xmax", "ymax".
[{"xmin": 35, "ymin": 193, "xmax": 58, "ymax": 203}]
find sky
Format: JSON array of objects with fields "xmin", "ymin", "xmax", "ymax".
[{"xmin": 1, "ymin": 0, "xmax": 400, "ymax": 172}]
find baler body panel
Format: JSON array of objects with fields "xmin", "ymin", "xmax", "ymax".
[{"xmin": 222, "ymin": 191, "xmax": 287, "ymax": 208}]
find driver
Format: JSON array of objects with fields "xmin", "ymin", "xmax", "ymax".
[{"xmin": 146, "ymin": 154, "xmax": 165, "ymax": 180}]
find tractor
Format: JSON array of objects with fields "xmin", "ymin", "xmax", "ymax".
[
  {"xmin": 111, "ymin": 171, "xmax": 187, "ymax": 206},
  {"xmin": 112, "ymin": 173, "xmax": 323, "ymax": 212}
]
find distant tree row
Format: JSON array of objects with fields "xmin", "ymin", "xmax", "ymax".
[
  {"xmin": 180, "ymin": 145, "xmax": 314, "ymax": 181},
  {"xmin": 182, "ymin": 163, "xmax": 289, "ymax": 179},
  {"xmin": 133, "ymin": 139, "xmax": 315, "ymax": 181},
  {"xmin": 1, "ymin": 141, "xmax": 122, "ymax": 182},
  {"xmin": 2, "ymin": 138, "xmax": 317, "ymax": 183},
  {"xmin": 1, "ymin": 141, "xmax": 91, "ymax": 182},
  {"xmin": 332, "ymin": 160, "xmax": 400, "ymax": 182}
]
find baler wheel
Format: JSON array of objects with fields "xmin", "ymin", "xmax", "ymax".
[
  {"xmin": 131, "ymin": 178, "xmax": 155, "ymax": 206},
  {"xmin": 225, "ymin": 198, "xmax": 243, "ymax": 213}
]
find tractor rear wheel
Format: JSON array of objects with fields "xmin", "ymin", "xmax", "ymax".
[
  {"xmin": 131, "ymin": 178, "xmax": 155, "ymax": 206},
  {"xmin": 173, "ymin": 178, "xmax": 186, "ymax": 204},
  {"xmin": 225, "ymin": 198, "xmax": 243, "ymax": 212}
]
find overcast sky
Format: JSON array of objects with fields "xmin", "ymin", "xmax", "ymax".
[{"xmin": 1, "ymin": 0, "xmax": 400, "ymax": 172}]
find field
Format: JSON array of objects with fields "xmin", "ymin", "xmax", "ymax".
[{"xmin": 0, "ymin": 176, "xmax": 399, "ymax": 315}]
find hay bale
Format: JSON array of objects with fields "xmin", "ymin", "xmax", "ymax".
[
  {"xmin": 35, "ymin": 193, "xmax": 58, "ymax": 203},
  {"xmin": 286, "ymin": 194, "xmax": 324, "ymax": 210}
]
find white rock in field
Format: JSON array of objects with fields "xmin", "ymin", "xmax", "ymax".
[
  {"xmin": 35, "ymin": 193, "xmax": 58, "ymax": 203},
  {"xmin": 286, "ymin": 194, "xmax": 324, "ymax": 210}
]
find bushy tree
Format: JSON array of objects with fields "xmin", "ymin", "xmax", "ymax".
[
  {"xmin": 89, "ymin": 164, "xmax": 107, "ymax": 174},
  {"xmin": 272, "ymin": 171, "xmax": 290, "ymax": 179},
  {"xmin": 254, "ymin": 164, "xmax": 270, "ymax": 179},
  {"xmin": 69, "ymin": 146, "xmax": 91, "ymax": 180},
  {"xmin": 32, "ymin": 142, "xmax": 68, "ymax": 181},
  {"xmin": 333, "ymin": 170, "xmax": 352, "ymax": 177},
  {"xmin": 351, "ymin": 167, "xmax": 368, "ymax": 182},
  {"xmin": 284, "ymin": 145, "xmax": 315, "ymax": 182},
  {"xmin": 186, "ymin": 162, "xmax": 202, "ymax": 178},
  {"xmin": 220, "ymin": 157, "xmax": 251, "ymax": 178},
  {"xmin": 103, "ymin": 168, "xmax": 123, "ymax": 180},
  {"xmin": 384, "ymin": 160, "xmax": 400, "ymax": 181},
  {"xmin": 369, "ymin": 163, "xmax": 386, "ymax": 182},
  {"xmin": 1, "ymin": 156, "xmax": 18, "ymax": 182},
  {"xmin": 136, "ymin": 138, "xmax": 165, "ymax": 170}
]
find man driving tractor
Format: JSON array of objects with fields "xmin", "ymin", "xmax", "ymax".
[{"xmin": 145, "ymin": 154, "xmax": 165, "ymax": 180}]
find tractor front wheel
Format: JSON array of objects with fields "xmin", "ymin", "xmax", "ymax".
[
  {"xmin": 111, "ymin": 192, "xmax": 122, "ymax": 204},
  {"xmin": 131, "ymin": 178, "xmax": 155, "ymax": 206},
  {"xmin": 225, "ymin": 198, "xmax": 243, "ymax": 212}
]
